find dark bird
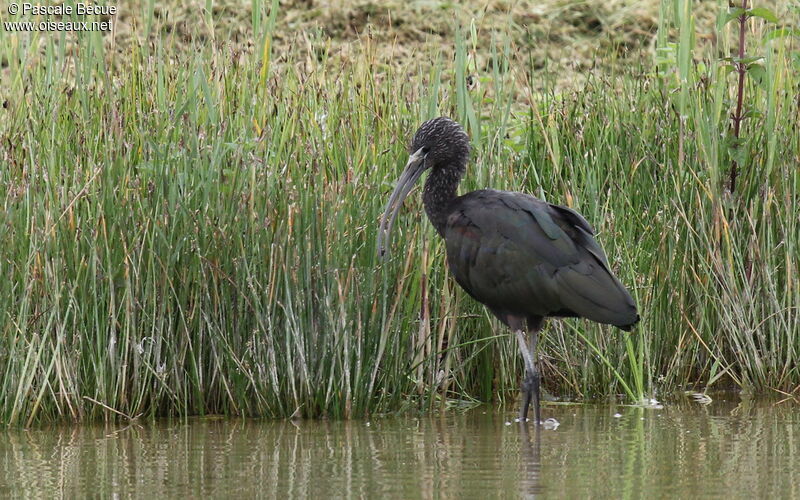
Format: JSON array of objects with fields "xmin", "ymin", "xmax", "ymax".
[{"xmin": 377, "ymin": 117, "xmax": 639, "ymax": 424}]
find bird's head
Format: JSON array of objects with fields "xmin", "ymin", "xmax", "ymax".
[
  {"xmin": 408, "ymin": 117, "xmax": 471, "ymax": 171},
  {"xmin": 377, "ymin": 117, "xmax": 470, "ymax": 259}
]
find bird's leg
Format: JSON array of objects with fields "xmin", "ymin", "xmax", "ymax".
[
  {"xmin": 512, "ymin": 317, "xmax": 542, "ymax": 424},
  {"xmin": 527, "ymin": 326, "xmax": 541, "ymax": 425},
  {"xmin": 514, "ymin": 330, "xmax": 535, "ymax": 422}
]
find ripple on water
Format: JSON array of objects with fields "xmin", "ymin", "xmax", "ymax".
[{"xmin": 1, "ymin": 399, "xmax": 799, "ymax": 497}]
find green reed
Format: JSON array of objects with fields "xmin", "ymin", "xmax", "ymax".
[{"xmin": 0, "ymin": 1, "xmax": 798, "ymax": 425}]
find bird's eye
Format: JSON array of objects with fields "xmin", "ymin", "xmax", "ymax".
[{"xmin": 422, "ymin": 147, "xmax": 430, "ymax": 154}]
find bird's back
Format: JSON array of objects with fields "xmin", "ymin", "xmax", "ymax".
[{"xmin": 443, "ymin": 190, "xmax": 639, "ymax": 329}]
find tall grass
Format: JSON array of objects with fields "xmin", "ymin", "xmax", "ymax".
[
  {"xmin": 650, "ymin": 0, "xmax": 800, "ymax": 392},
  {"xmin": 1, "ymin": 1, "xmax": 798, "ymax": 425}
]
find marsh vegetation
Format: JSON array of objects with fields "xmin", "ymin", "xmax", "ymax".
[{"xmin": 0, "ymin": 0, "xmax": 798, "ymax": 425}]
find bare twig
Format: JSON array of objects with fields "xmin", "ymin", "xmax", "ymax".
[{"xmin": 83, "ymin": 396, "xmax": 141, "ymax": 421}]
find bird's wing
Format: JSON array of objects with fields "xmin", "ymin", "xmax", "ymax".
[{"xmin": 444, "ymin": 190, "xmax": 637, "ymax": 327}]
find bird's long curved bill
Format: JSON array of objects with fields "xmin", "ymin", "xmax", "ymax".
[{"xmin": 377, "ymin": 148, "xmax": 427, "ymax": 259}]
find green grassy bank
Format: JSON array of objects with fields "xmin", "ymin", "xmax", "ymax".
[{"xmin": 1, "ymin": 1, "xmax": 798, "ymax": 425}]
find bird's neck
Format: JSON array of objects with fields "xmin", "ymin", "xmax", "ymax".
[{"xmin": 423, "ymin": 164, "xmax": 463, "ymax": 236}]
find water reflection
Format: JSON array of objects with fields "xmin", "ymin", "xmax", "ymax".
[
  {"xmin": 1, "ymin": 398, "xmax": 798, "ymax": 498},
  {"xmin": 520, "ymin": 423, "xmax": 542, "ymax": 498}
]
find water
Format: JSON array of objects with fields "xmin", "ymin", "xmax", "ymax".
[{"xmin": 2, "ymin": 398, "xmax": 799, "ymax": 498}]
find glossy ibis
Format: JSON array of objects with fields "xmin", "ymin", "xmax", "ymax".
[{"xmin": 377, "ymin": 117, "xmax": 639, "ymax": 424}]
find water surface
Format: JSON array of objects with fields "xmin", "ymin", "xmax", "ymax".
[{"xmin": 2, "ymin": 398, "xmax": 798, "ymax": 498}]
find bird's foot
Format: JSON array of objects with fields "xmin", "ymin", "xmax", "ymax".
[{"xmin": 521, "ymin": 371, "xmax": 541, "ymax": 424}]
